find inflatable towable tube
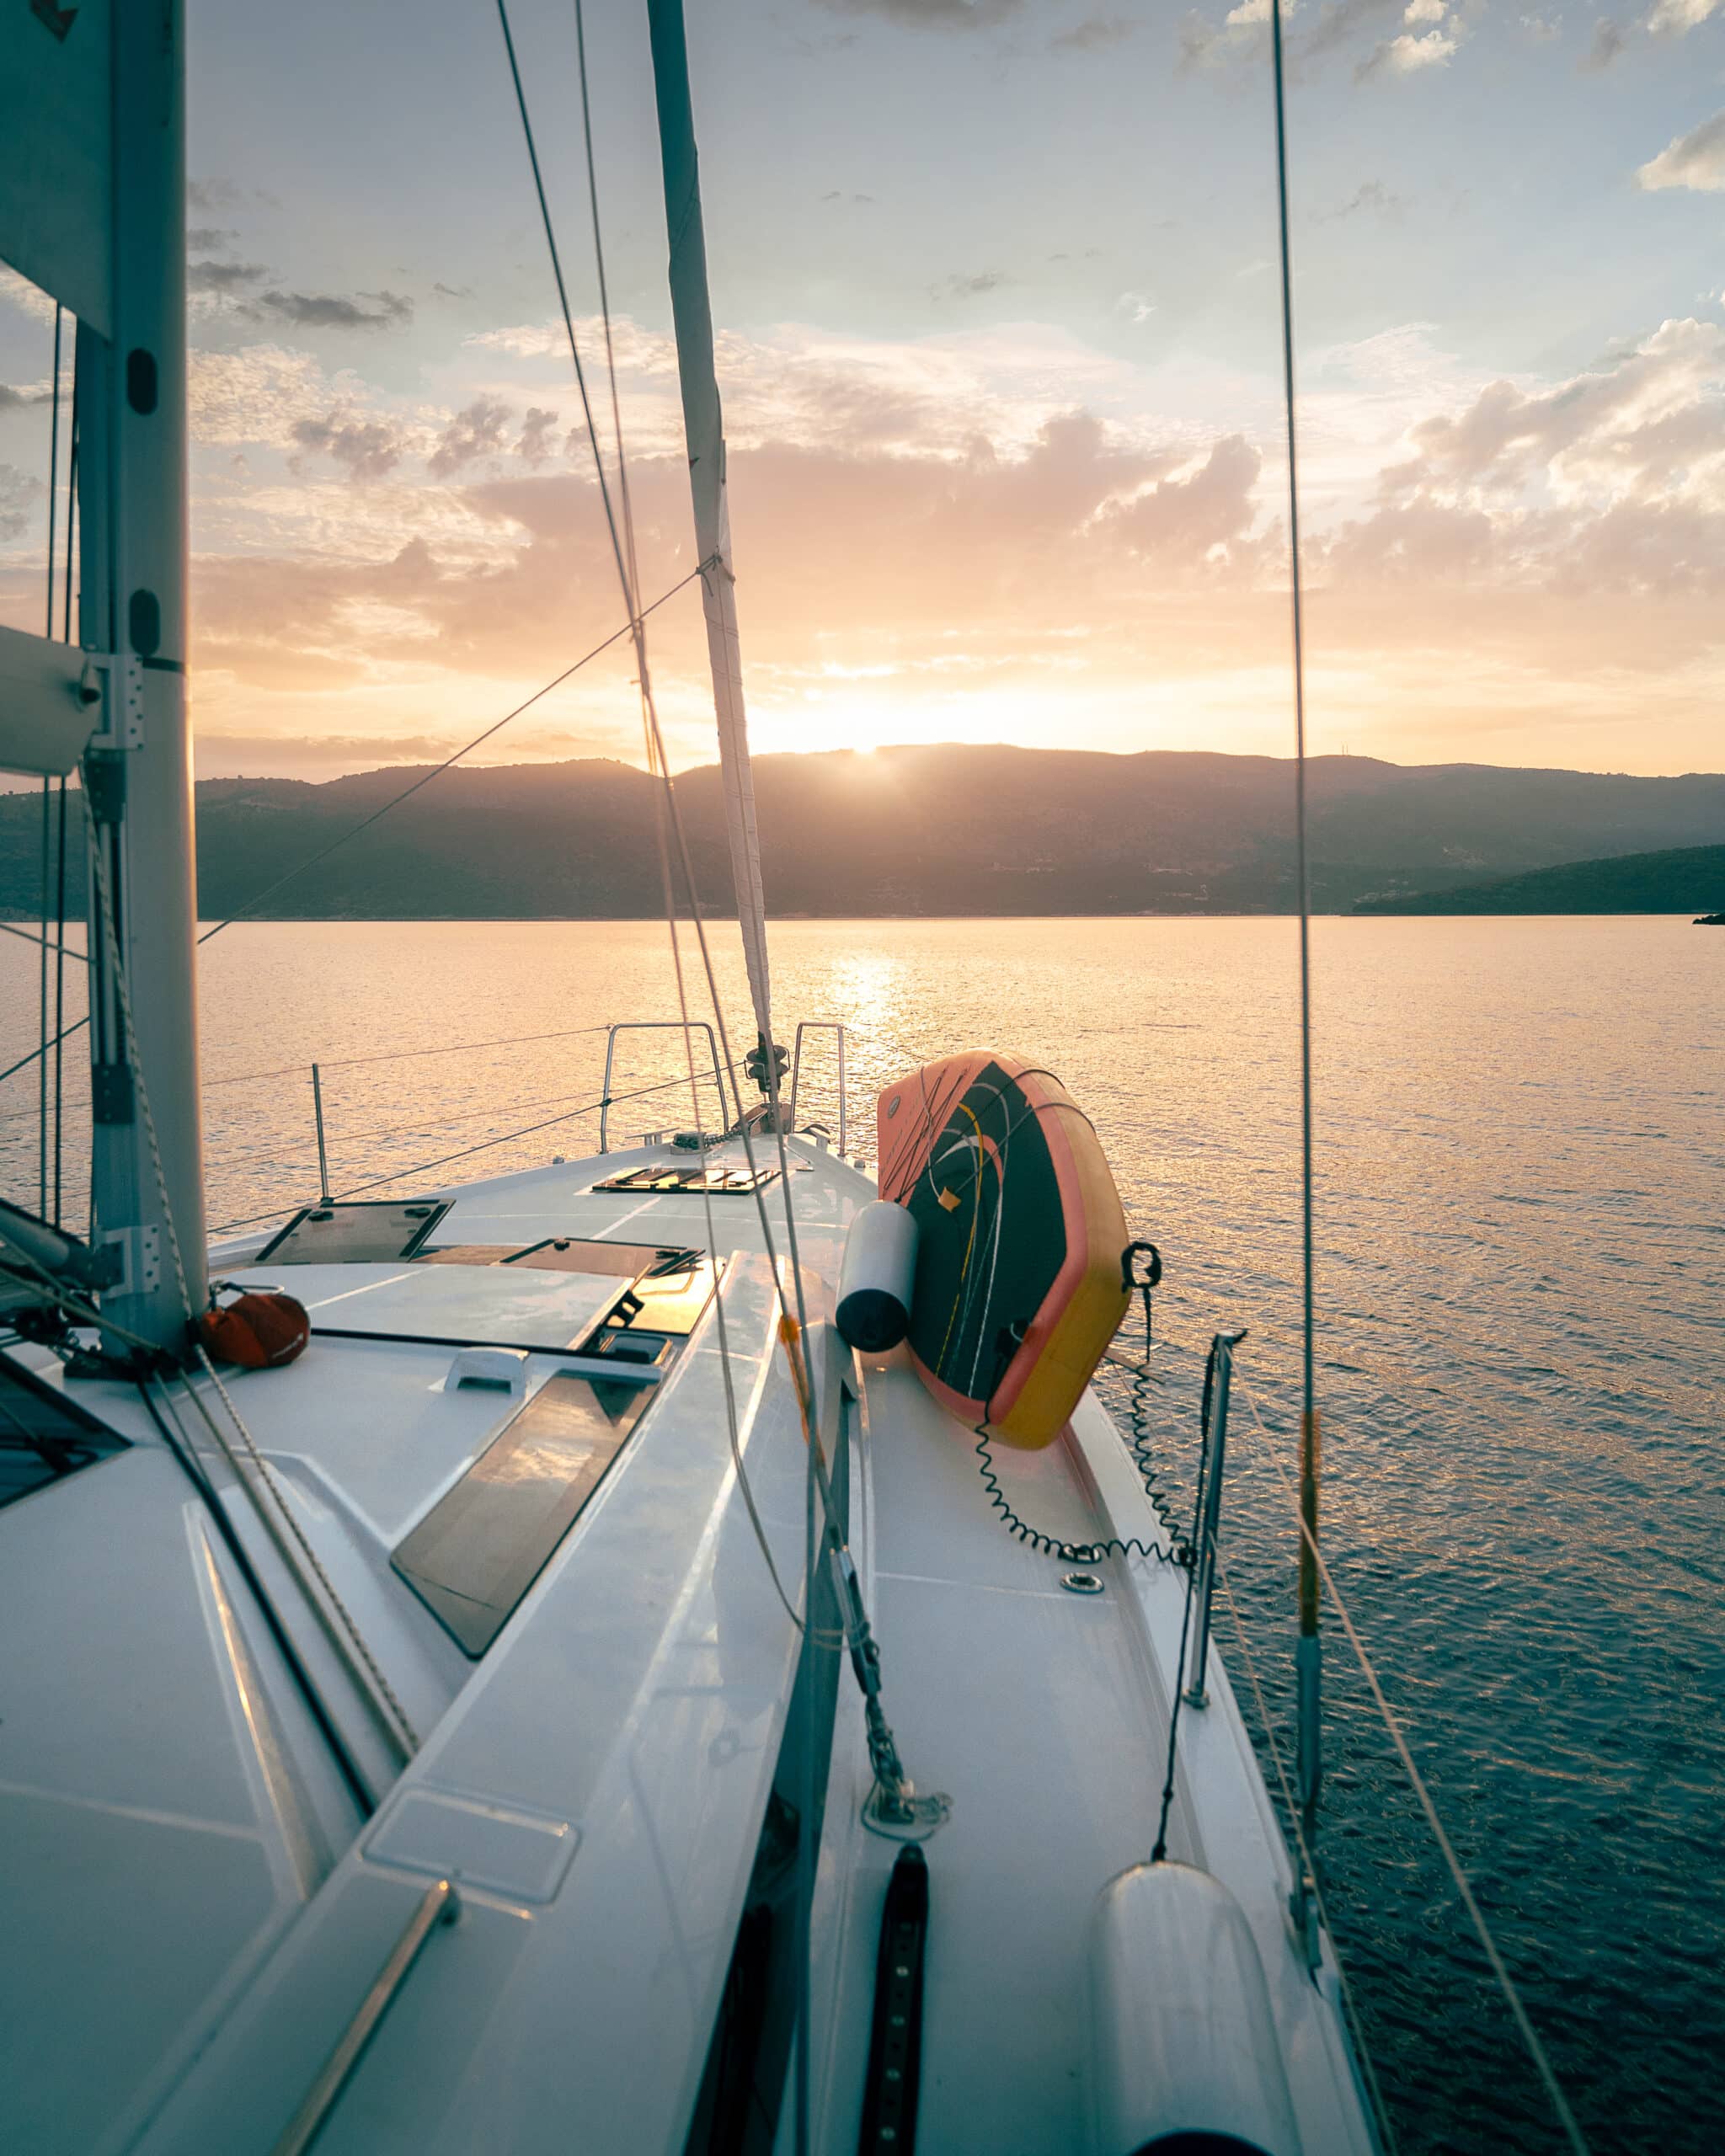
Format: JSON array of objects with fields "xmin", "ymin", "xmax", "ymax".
[{"xmin": 876, "ymin": 1050, "xmax": 1130, "ymax": 1449}]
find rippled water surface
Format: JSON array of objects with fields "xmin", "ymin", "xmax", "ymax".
[{"xmin": 2, "ymin": 914, "xmax": 1719, "ymax": 2153}]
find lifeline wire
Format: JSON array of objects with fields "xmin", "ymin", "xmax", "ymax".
[
  {"xmin": 1235, "ymin": 1371, "xmax": 1591, "ymax": 2155},
  {"xmin": 1212, "ymin": 1561, "xmax": 1401, "ymax": 2156}
]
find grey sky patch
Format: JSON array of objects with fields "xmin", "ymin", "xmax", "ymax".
[
  {"xmin": 189, "ymin": 259, "xmax": 265, "ymax": 294},
  {"xmin": 818, "ymin": 0, "xmax": 1022, "ymax": 27},
  {"xmin": 1583, "ymin": 16, "xmax": 1625, "ymax": 66},
  {"xmin": 932, "ymin": 269, "xmax": 1010, "ymax": 298},
  {"xmin": 186, "ymin": 226, "xmax": 239, "ymax": 253},
  {"xmin": 0, "ymin": 462, "xmax": 40, "ymax": 542},
  {"xmin": 187, "ymin": 177, "xmax": 241, "ymax": 213},
  {"xmin": 252, "ymin": 289, "xmax": 414, "ymax": 331},
  {"xmin": 1321, "ymin": 179, "xmax": 1406, "ymax": 220},
  {"xmin": 1053, "ymin": 13, "xmax": 1135, "ymax": 49}
]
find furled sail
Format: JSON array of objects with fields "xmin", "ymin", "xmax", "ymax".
[{"xmin": 646, "ymin": 0, "xmax": 772, "ymax": 1050}]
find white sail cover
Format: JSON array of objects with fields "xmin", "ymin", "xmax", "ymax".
[{"xmin": 648, "ymin": 0, "xmax": 772, "ymax": 1049}]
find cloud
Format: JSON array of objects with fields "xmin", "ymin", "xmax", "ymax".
[
  {"xmin": 1053, "ymin": 13, "xmax": 1137, "ymax": 46},
  {"xmin": 1326, "ymin": 317, "xmax": 1725, "ymax": 595},
  {"xmin": 0, "ymin": 463, "xmax": 39, "ymax": 543},
  {"xmin": 817, "ymin": 0, "xmax": 1022, "ymax": 24},
  {"xmin": 250, "ymin": 289, "xmax": 414, "ymax": 331},
  {"xmin": 0, "ymin": 264, "xmax": 58, "ymax": 325},
  {"xmin": 516, "ymin": 408, "xmax": 559, "ymax": 467},
  {"xmin": 1647, "ymin": 0, "xmax": 1723, "ymax": 27},
  {"xmin": 291, "ymin": 410, "xmax": 412, "ymax": 483},
  {"xmin": 186, "ymin": 227, "xmax": 239, "ymax": 253},
  {"xmin": 932, "ymin": 270, "xmax": 1011, "ymax": 299},
  {"xmin": 1356, "ymin": 5, "xmax": 1460, "ymax": 78},
  {"xmin": 0, "ymin": 382, "xmax": 54, "ymax": 409},
  {"xmin": 1582, "ymin": 17, "xmax": 1625, "ymax": 64},
  {"xmin": 429, "ymin": 398, "xmax": 514, "ymax": 478},
  {"xmin": 1106, "ymin": 435, "xmax": 1264, "ymax": 562},
  {"xmin": 1320, "ymin": 179, "xmax": 1405, "ymax": 219},
  {"xmin": 1637, "ymin": 111, "xmax": 1725, "ymax": 192},
  {"xmin": 189, "ymin": 259, "xmax": 265, "ymax": 294}
]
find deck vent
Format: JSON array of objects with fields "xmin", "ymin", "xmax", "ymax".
[{"xmin": 445, "ymin": 1348, "xmax": 530, "ymax": 1396}]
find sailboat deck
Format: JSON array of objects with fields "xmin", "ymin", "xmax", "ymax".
[{"xmin": 3, "ymin": 1133, "xmax": 1375, "ymax": 2153}]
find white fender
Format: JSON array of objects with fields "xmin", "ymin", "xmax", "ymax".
[
  {"xmin": 835, "ymin": 1199, "xmax": 918, "ymax": 1353},
  {"xmin": 1092, "ymin": 1861, "xmax": 1301, "ymax": 2156}
]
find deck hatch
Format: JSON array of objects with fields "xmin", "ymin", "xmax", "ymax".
[
  {"xmin": 588, "ymin": 1164, "xmax": 778, "ymax": 1196},
  {"xmin": 0, "ymin": 1353, "xmax": 129, "ymax": 1512},
  {"xmin": 258, "ymin": 1199, "xmax": 451, "ymax": 1266},
  {"xmin": 392, "ymin": 1373, "xmax": 651, "ymax": 1657}
]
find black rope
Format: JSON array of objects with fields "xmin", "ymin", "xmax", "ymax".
[
  {"xmin": 970, "ymin": 1280, "xmax": 1191, "ymax": 1571},
  {"xmin": 133, "ymin": 1379, "xmax": 374, "ymax": 1818}
]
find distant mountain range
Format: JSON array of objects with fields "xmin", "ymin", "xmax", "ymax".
[
  {"xmin": 1353, "ymin": 841, "xmax": 1725, "ymax": 915},
  {"xmin": 3, "ymin": 746, "xmax": 1722, "ymax": 921}
]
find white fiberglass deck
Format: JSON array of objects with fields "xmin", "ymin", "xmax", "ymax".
[{"xmin": 0, "ymin": 1132, "xmax": 1374, "ymax": 2155}]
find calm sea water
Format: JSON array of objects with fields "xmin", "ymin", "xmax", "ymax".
[{"xmin": 2, "ymin": 914, "xmax": 1719, "ymax": 2153}]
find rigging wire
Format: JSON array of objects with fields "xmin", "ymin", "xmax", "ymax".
[
  {"xmin": 0, "ymin": 572, "xmax": 709, "ymax": 1101},
  {"xmin": 1270, "ymin": 0, "xmax": 1325, "ymax": 1870},
  {"xmin": 39, "ymin": 304, "xmax": 62, "ymax": 1220},
  {"xmin": 195, "ymin": 564, "xmax": 708, "ymax": 947},
  {"xmin": 1234, "ymin": 1369, "xmax": 1591, "ymax": 2155},
  {"xmin": 54, "ymin": 373, "xmax": 77, "ymax": 1229},
  {"xmin": 566, "ymin": 0, "xmax": 819, "ymax": 1654}
]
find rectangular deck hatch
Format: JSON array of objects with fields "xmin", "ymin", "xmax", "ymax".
[
  {"xmin": 0, "ymin": 1353, "xmax": 129, "ymax": 1512},
  {"xmin": 258, "ymin": 1199, "xmax": 451, "ymax": 1265},
  {"xmin": 393, "ymin": 1373, "xmax": 651, "ymax": 1657},
  {"xmin": 588, "ymin": 1164, "xmax": 778, "ymax": 1196}
]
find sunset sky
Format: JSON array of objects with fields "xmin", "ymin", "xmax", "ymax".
[{"xmin": 2, "ymin": 0, "xmax": 1723, "ymax": 779}]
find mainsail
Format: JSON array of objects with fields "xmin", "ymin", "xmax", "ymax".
[{"xmin": 646, "ymin": 0, "xmax": 773, "ymax": 1051}]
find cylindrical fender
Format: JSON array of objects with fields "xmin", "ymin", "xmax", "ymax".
[{"xmin": 836, "ymin": 1199, "xmax": 919, "ymax": 1353}]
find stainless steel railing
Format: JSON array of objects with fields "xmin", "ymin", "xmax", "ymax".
[
  {"xmin": 598, "ymin": 1021, "xmax": 734, "ymax": 1152},
  {"xmin": 788, "ymin": 1020, "xmax": 846, "ymax": 1155},
  {"xmin": 270, "ymin": 1876, "xmax": 459, "ymax": 2156},
  {"xmin": 1183, "ymin": 1328, "xmax": 1247, "ymax": 1710}
]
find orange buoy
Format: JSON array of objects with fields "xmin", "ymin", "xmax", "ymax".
[{"xmin": 199, "ymin": 1289, "xmax": 311, "ymax": 1370}]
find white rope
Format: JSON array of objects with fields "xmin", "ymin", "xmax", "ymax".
[{"xmin": 1233, "ymin": 1370, "xmax": 1590, "ymax": 2154}]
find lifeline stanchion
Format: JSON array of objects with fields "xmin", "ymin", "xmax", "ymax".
[{"xmin": 311, "ymin": 1064, "xmax": 330, "ymax": 1204}]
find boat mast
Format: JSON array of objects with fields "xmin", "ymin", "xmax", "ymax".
[
  {"xmin": 0, "ymin": 2, "xmax": 207, "ymax": 1350},
  {"xmin": 644, "ymin": 0, "xmax": 774, "ymax": 1053}
]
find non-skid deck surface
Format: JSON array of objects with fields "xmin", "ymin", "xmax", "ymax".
[{"xmin": 809, "ymin": 1350, "xmax": 1189, "ymax": 2153}]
